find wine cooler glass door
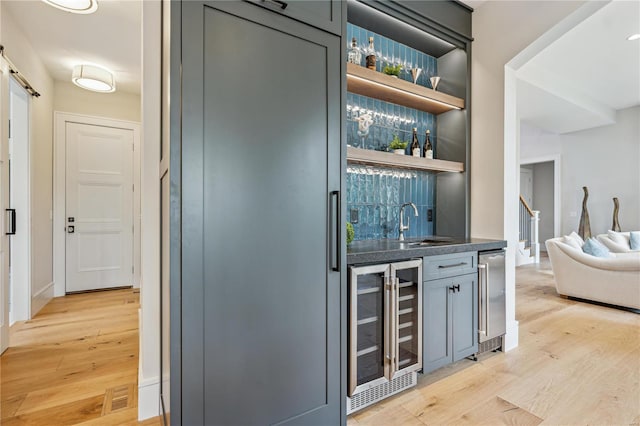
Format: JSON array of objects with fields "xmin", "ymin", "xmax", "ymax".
[
  {"xmin": 349, "ymin": 264, "xmax": 390, "ymax": 397},
  {"xmin": 390, "ymin": 259, "xmax": 422, "ymax": 380}
]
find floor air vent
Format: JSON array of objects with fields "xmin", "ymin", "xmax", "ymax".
[
  {"xmin": 347, "ymin": 372, "xmax": 417, "ymax": 415},
  {"xmin": 102, "ymin": 383, "xmax": 135, "ymax": 415}
]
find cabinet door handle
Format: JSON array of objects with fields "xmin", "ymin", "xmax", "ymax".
[
  {"xmin": 5, "ymin": 209, "xmax": 16, "ymax": 235},
  {"xmin": 438, "ymin": 262, "xmax": 467, "ymax": 269},
  {"xmin": 262, "ymin": 0, "xmax": 288, "ymax": 10},
  {"xmin": 330, "ymin": 191, "xmax": 340, "ymax": 272},
  {"xmin": 454, "ymin": 284, "xmax": 460, "ymax": 293}
]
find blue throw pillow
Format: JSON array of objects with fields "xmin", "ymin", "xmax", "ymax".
[
  {"xmin": 630, "ymin": 232, "xmax": 640, "ymax": 250},
  {"xmin": 582, "ymin": 238, "xmax": 613, "ymax": 258}
]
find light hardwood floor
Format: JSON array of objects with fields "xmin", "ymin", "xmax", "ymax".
[
  {"xmin": 0, "ymin": 289, "xmax": 161, "ymax": 425},
  {"xmin": 348, "ymin": 256, "xmax": 640, "ymax": 425},
  {"xmin": 2, "ymin": 260, "xmax": 638, "ymax": 425}
]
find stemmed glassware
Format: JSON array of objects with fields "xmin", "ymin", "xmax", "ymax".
[{"xmin": 401, "ymin": 60, "xmax": 422, "ymax": 85}]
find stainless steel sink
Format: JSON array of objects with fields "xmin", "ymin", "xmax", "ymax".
[{"xmin": 402, "ymin": 238, "xmax": 456, "ymax": 247}]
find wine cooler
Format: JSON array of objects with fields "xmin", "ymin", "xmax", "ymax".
[{"xmin": 347, "ymin": 259, "xmax": 422, "ymax": 414}]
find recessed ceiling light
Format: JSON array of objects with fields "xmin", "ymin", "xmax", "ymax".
[
  {"xmin": 72, "ymin": 65, "xmax": 115, "ymax": 93},
  {"xmin": 627, "ymin": 34, "xmax": 640, "ymax": 41},
  {"xmin": 42, "ymin": 0, "xmax": 98, "ymax": 14}
]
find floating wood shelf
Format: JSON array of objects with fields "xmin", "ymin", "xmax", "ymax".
[
  {"xmin": 346, "ymin": 62, "xmax": 465, "ymax": 115},
  {"xmin": 347, "ymin": 147, "xmax": 464, "ymax": 173}
]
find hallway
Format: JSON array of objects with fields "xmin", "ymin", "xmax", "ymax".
[{"xmin": 0, "ymin": 289, "xmax": 160, "ymax": 425}]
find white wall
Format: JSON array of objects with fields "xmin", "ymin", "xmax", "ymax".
[
  {"xmin": 139, "ymin": 0, "xmax": 161, "ymax": 420},
  {"xmin": 471, "ymin": 0, "xmax": 585, "ymax": 350},
  {"xmin": 521, "ymin": 106, "xmax": 640, "ymax": 237},
  {"xmin": 532, "ymin": 161, "xmax": 554, "ymax": 248},
  {"xmin": 1, "ymin": 6, "xmax": 55, "ymax": 316},
  {"xmin": 54, "ymin": 81, "xmax": 140, "ymax": 122}
]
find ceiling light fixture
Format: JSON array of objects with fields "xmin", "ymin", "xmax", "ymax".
[
  {"xmin": 42, "ymin": 0, "xmax": 98, "ymax": 14},
  {"xmin": 72, "ymin": 65, "xmax": 116, "ymax": 93},
  {"xmin": 627, "ymin": 33, "xmax": 640, "ymax": 41}
]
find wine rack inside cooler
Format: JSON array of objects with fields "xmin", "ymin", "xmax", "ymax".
[
  {"xmin": 349, "ymin": 264, "xmax": 388, "ymax": 396},
  {"xmin": 392, "ymin": 264, "xmax": 422, "ymax": 378}
]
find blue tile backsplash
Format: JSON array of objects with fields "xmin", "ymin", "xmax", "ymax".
[
  {"xmin": 347, "ymin": 24, "xmax": 438, "ymax": 241},
  {"xmin": 346, "ymin": 23, "xmax": 438, "ymax": 88},
  {"xmin": 347, "ymin": 93, "xmax": 437, "ymax": 154},
  {"xmin": 347, "ymin": 165, "xmax": 436, "ymax": 241}
]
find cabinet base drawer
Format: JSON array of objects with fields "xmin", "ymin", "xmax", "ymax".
[{"xmin": 424, "ymin": 252, "xmax": 477, "ymax": 281}]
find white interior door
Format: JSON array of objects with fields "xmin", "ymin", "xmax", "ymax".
[
  {"xmin": 65, "ymin": 122, "xmax": 133, "ymax": 293},
  {"xmin": 9, "ymin": 78, "xmax": 30, "ymax": 323},
  {"xmin": 0, "ymin": 63, "xmax": 10, "ymax": 353}
]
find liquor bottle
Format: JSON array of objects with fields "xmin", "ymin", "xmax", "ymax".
[
  {"xmin": 365, "ymin": 37, "xmax": 376, "ymax": 70},
  {"xmin": 347, "ymin": 37, "xmax": 361, "ymax": 65},
  {"xmin": 410, "ymin": 128, "xmax": 420, "ymax": 157},
  {"xmin": 423, "ymin": 130, "xmax": 433, "ymax": 159}
]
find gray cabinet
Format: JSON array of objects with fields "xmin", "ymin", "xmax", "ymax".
[
  {"xmin": 422, "ymin": 253, "xmax": 477, "ymax": 374},
  {"xmin": 171, "ymin": 2, "xmax": 344, "ymax": 425},
  {"xmin": 247, "ymin": 0, "xmax": 342, "ymax": 35}
]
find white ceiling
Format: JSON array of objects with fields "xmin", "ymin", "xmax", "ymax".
[
  {"xmin": 516, "ymin": 0, "xmax": 640, "ymax": 134},
  {"xmin": 3, "ymin": 0, "xmax": 141, "ymax": 94},
  {"xmin": 4, "ymin": 0, "xmax": 637, "ymax": 127}
]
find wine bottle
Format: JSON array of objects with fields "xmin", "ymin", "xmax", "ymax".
[
  {"xmin": 423, "ymin": 130, "xmax": 433, "ymax": 159},
  {"xmin": 365, "ymin": 37, "xmax": 376, "ymax": 70},
  {"xmin": 347, "ymin": 37, "xmax": 361, "ymax": 65},
  {"xmin": 410, "ymin": 128, "xmax": 420, "ymax": 157}
]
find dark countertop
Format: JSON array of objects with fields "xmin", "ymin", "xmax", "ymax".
[{"xmin": 347, "ymin": 236, "xmax": 507, "ymax": 265}]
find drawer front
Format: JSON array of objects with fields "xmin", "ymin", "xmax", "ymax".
[
  {"xmin": 246, "ymin": 0, "xmax": 342, "ymax": 36},
  {"xmin": 423, "ymin": 252, "xmax": 477, "ymax": 281}
]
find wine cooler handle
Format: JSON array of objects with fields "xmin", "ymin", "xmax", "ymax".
[
  {"xmin": 5, "ymin": 209, "xmax": 16, "ymax": 235},
  {"xmin": 262, "ymin": 0, "xmax": 288, "ymax": 10},
  {"xmin": 393, "ymin": 277, "xmax": 400, "ymax": 373},
  {"xmin": 330, "ymin": 191, "xmax": 340, "ymax": 272},
  {"xmin": 385, "ymin": 277, "xmax": 391, "ymax": 362}
]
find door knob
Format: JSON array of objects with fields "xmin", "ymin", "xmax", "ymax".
[{"xmin": 67, "ymin": 225, "xmax": 75, "ymax": 234}]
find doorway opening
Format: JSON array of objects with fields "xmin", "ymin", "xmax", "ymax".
[{"xmin": 520, "ymin": 155, "xmax": 561, "ymax": 251}]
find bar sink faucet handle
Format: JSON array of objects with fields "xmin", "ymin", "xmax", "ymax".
[{"xmin": 399, "ymin": 202, "xmax": 419, "ymax": 241}]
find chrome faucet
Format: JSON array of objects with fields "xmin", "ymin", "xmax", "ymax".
[{"xmin": 398, "ymin": 202, "xmax": 419, "ymax": 241}]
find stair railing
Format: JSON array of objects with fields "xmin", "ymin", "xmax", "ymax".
[{"xmin": 519, "ymin": 195, "xmax": 540, "ymax": 263}]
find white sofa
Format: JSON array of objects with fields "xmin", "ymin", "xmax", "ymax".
[
  {"xmin": 545, "ymin": 237, "xmax": 640, "ymax": 310},
  {"xmin": 597, "ymin": 231, "xmax": 638, "ymax": 253}
]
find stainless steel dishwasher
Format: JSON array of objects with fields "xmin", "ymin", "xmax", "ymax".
[{"xmin": 477, "ymin": 249, "xmax": 506, "ymax": 353}]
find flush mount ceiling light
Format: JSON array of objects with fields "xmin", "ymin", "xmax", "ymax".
[
  {"xmin": 42, "ymin": 0, "xmax": 98, "ymax": 14},
  {"xmin": 627, "ymin": 33, "xmax": 640, "ymax": 41},
  {"xmin": 72, "ymin": 64, "xmax": 115, "ymax": 93}
]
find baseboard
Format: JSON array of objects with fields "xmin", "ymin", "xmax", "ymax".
[
  {"xmin": 138, "ymin": 375, "xmax": 160, "ymax": 420},
  {"xmin": 31, "ymin": 281, "xmax": 54, "ymax": 317},
  {"xmin": 504, "ymin": 319, "xmax": 519, "ymax": 351}
]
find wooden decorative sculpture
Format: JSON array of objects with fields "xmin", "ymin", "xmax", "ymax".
[
  {"xmin": 611, "ymin": 197, "xmax": 621, "ymax": 232},
  {"xmin": 578, "ymin": 186, "xmax": 591, "ymax": 240}
]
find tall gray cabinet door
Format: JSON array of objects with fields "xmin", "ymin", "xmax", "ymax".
[
  {"xmin": 422, "ymin": 279, "xmax": 452, "ymax": 374},
  {"xmin": 178, "ymin": 2, "xmax": 343, "ymax": 425},
  {"xmin": 452, "ymin": 274, "xmax": 478, "ymax": 362}
]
